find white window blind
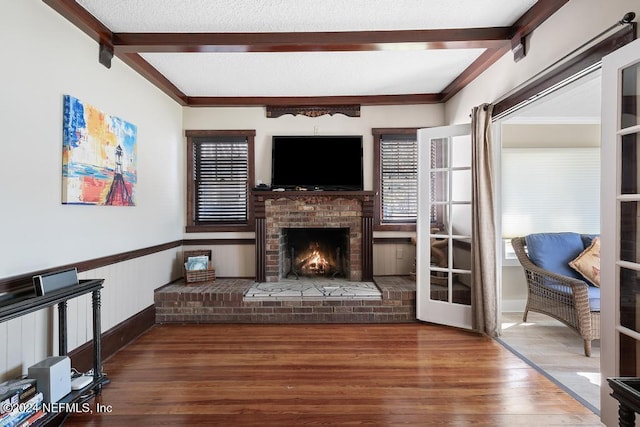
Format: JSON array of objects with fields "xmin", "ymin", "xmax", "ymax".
[
  {"xmin": 193, "ymin": 136, "xmax": 248, "ymax": 224},
  {"xmin": 381, "ymin": 135, "xmax": 418, "ymax": 223},
  {"xmin": 502, "ymin": 147, "xmax": 600, "ymax": 238}
]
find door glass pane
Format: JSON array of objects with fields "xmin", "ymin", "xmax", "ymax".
[
  {"xmin": 451, "ymin": 169, "xmax": 471, "ymax": 201},
  {"xmin": 452, "ymin": 238, "xmax": 472, "ymax": 306},
  {"xmin": 430, "ymin": 235, "xmax": 449, "ymax": 302},
  {"xmin": 622, "ymin": 62, "xmax": 640, "ymax": 129},
  {"xmin": 431, "ymin": 171, "xmax": 448, "ymax": 202},
  {"xmin": 451, "ymin": 135, "xmax": 471, "ymax": 168},
  {"xmin": 619, "ymin": 333, "xmax": 639, "ymax": 376},
  {"xmin": 621, "ymin": 201, "xmax": 640, "ymax": 263},
  {"xmin": 451, "ymin": 204, "xmax": 472, "ymax": 238},
  {"xmin": 621, "ymin": 133, "xmax": 639, "ymax": 194},
  {"xmin": 620, "ymin": 267, "xmax": 640, "ymax": 333},
  {"xmin": 452, "ymin": 272, "xmax": 472, "ymax": 305},
  {"xmin": 431, "ymin": 137, "xmax": 449, "ymax": 168}
]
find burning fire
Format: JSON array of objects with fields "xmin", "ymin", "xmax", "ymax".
[{"xmin": 296, "ymin": 242, "xmax": 334, "ymax": 275}]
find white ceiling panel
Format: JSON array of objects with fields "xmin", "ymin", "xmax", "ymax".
[
  {"xmin": 141, "ymin": 48, "xmax": 485, "ymax": 97},
  {"xmin": 77, "ymin": 0, "xmax": 538, "ymax": 33}
]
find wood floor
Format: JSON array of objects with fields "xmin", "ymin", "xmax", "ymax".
[{"xmin": 64, "ymin": 323, "xmax": 603, "ymax": 426}]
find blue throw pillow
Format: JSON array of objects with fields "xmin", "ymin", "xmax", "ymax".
[{"xmin": 525, "ymin": 232, "xmax": 585, "ymax": 280}]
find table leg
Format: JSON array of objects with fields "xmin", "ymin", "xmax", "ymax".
[
  {"xmin": 92, "ymin": 289, "xmax": 102, "ymax": 390},
  {"xmin": 619, "ymin": 404, "xmax": 635, "ymax": 427},
  {"xmin": 57, "ymin": 301, "xmax": 67, "ymax": 356}
]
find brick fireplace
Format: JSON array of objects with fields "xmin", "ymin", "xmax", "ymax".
[{"xmin": 254, "ymin": 191, "xmax": 374, "ymax": 282}]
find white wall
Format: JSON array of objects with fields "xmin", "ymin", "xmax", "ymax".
[
  {"xmin": 1, "ymin": 1, "xmax": 184, "ymax": 278},
  {"xmin": 0, "ymin": 2, "xmax": 184, "ymax": 380},
  {"xmin": 502, "ymin": 124, "xmax": 601, "ymax": 148},
  {"xmin": 183, "ymin": 104, "xmax": 445, "ymax": 275}
]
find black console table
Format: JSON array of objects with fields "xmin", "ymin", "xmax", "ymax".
[
  {"xmin": 0, "ymin": 279, "xmax": 108, "ymax": 423},
  {"xmin": 608, "ymin": 377, "xmax": 640, "ymax": 426}
]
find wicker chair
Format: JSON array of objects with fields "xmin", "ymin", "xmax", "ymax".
[{"xmin": 511, "ymin": 237, "xmax": 600, "ymax": 357}]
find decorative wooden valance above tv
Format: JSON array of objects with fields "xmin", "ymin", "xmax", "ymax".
[{"xmin": 266, "ymin": 105, "xmax": 360, "ymax": 118}]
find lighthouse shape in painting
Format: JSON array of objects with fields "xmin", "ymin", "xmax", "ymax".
[{"xmin": 105, "ymin": 144, "xmax": 133, "ymax": 206}]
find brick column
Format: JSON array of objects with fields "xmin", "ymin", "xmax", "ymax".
[
  {"xmin": 361, "ymin": 195, "xmax": 374, "ymax": 281},
  {"xmin": 254, "ymin": 195, "xmax": 266, "ymax": 282}
]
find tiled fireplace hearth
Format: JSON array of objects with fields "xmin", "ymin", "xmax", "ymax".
[{"xmin": 254, "ymin": 191, "xmax": 374, "ymax": 282}]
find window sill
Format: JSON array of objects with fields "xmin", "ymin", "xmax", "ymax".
[
  {"xmin": 374, "ymin": 223, "xmax": 416, "ymax": 232},
  {"xmin": 186, "ymin": 223, "xmax": 254, "ymax": 233}
]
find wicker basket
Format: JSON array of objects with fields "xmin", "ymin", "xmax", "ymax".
[{"xmin": 183, "ymin": 249, "xmax": 216, "ymax": 285}]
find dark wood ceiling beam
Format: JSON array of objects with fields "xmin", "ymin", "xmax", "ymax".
[
  {"xmin": 112, "ymin": 28, "xmax": 511, "ymax": 53},
  {"xmin": 187, "ymin": 94, "xmax": 442, "ymax": 107}
]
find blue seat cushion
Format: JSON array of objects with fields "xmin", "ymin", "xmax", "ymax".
[
  {"xmin": 525, "ymin": 232, "xmax": 585, "ymax": 280},
  {"xmin": 588, "ymin": 286, "xmax": 600, "ymax": 312}
]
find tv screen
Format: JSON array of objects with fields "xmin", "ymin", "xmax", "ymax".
[{"xmin": 271, "ymin": 136, "xmax": 363, "ymax": 190}]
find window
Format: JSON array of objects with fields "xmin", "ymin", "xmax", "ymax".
[
  {"xmin": 373, "ymin": 129, "xmax": 419, "ymax": 231},
  {"xmin": 502, "ymin": 147, "xmax": 600, "ymax": 236},
  {"xmin": 186, "ymin": 130, "xmax": 255, "ymax": 232},
  {"xmin": 501, "ymin": 146, "xmax": 600, "ymax": 263}
]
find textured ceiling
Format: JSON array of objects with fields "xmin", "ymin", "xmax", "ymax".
[
  {"xmin": 61, "ymin": 0, "xmax": 548, "ymax": 102},
  {"xmin": 76, "ymin": 0, "xmax": 538, "ymax": 32},
  {"xmin": 141, "ymin": 49, "xmax": 485, "ymax": 97}
]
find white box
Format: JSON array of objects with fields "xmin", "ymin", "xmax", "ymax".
[{"xmin": 27, "ymin": 356, "xmax": 71, "ymax": 403}]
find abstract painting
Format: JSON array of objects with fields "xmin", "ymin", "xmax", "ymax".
[{"xmin": 62, "ymin": 95, "xmax": 137, "ymax": 206}]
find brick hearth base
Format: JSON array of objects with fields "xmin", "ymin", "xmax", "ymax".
[{"xmin": 154, "ymin": 276, "xmax": 416, "ymax": 323}]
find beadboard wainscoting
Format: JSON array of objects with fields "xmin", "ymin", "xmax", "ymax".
[{"xmin": 0, "ymin": 245, "xmax": 182, "ymax": 381}]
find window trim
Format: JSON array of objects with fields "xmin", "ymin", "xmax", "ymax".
[
  {"xmin": 373, "ymin": 128, "xmax": 420, "ymax": 232},
  {"xmin": 185, "ymin": 129, "xmax": 255, "ymax": 233}
]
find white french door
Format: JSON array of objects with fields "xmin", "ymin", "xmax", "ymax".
[
  {"xmin": 416, "ymin": 124, "xmax": 473, "ymax": 329},
  {"xmin": 601, "ymin": 37, "xmax": 640, "ymax": 425}
]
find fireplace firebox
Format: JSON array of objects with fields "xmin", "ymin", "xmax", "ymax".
[{"xmin": 282, "ymin": 228, "xmax": 349, "ymax": 279}]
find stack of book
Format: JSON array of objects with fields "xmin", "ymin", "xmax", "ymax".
[
  {"xmin": 183, "ymin": 250, "xmax": 216, "ymax": 285},
  {"xmin": 186, "ymin": 255, "xmax": 209, "ymax": 271},
  {"xmin": 0, "ymin": 378, "xmax": 45, "ymax": 427}
]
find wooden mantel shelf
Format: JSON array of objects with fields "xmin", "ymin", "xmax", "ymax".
[{"xmin": 254, "ymin": 190, "xmax": 375, "ymax": 199}]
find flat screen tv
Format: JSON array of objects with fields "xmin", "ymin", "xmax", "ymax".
[{"xmin": 271, "ymin": 135, "xmax": 363, "ymax": 190}]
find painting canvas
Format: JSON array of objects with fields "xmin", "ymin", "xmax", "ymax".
[{"xmin": 62, "ymin": 95, "xmax": 137, "ymax": 206}]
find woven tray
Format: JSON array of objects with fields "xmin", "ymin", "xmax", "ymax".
[{"xmin": 183, "ymin": 250, "xmax": 216, "ymax": 285}]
